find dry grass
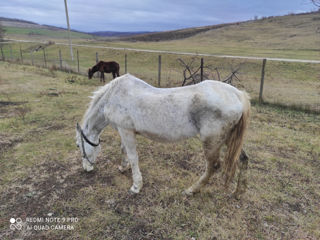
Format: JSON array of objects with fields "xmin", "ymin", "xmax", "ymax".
[
  {"xmin": 0, "ymin": 62, "xmax": 319, "ymax": 239},
  {"xmin": 2, "ymin": 39, "xmax": 320, "ymax": 113}
]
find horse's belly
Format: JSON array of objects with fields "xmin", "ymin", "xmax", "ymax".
[{"xmin": 135, "ymin": 121, "xmax": 198, "ymax": 142}]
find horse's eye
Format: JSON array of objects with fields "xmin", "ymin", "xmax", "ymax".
[{"xmin": 76, "ymin": 144, "xmax": 79, "ymax": 148}]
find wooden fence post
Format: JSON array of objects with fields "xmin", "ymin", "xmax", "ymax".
[
  {"xmin": 20, "ymin": 45, "xmax": 23, "ymax": 63},
  {"xmin": 0, "ymin": 47, "xmax": 4, "ymax": 61},
  {"xmin": 158, "ymin": 55, "xmax": 161, "ymax": 87},
  {"xmin": 77, "ymin": 50, "xmax": 80, "ymax": 73},
  {"xmin": 125, "ymin": 53, "xmax": 127, "ymax": 73},
  {"xmin": 200, "ymin": 58, "xmax": 204, "ymax": 81},
  {"xmin": 59, "ymin": 49, "xmax": 63, "ymax": 69},
  {"xmin": 43, "ymin": 49, "xmax": 47, "ymax": 68},
  {"xmin": 30, "ymin": 50, "xmax": 34, "ymax": 66},
  {"xmin": 259, "ymin": 58, "xmax": 267, "ymax": 103}
]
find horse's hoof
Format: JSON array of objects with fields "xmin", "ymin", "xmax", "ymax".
[
  {"xmin": 129, "ymin": 185, "xmax": 140, "ymax": 194},
  {"xmin": 118, "ymin": 164, "xmax": 131, "ymax": 173},
  {"xmin": 232, "ymin": 191, "xmax": 243, "ymax": 200},
  {"xmin": 182, "ymin": 188, "xmax": 195, "ymax": 196},
  {"xmin": 118, "ymin": 165, "xmax": 130, "ymax": 173}
]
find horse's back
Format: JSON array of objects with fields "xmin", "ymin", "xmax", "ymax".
[
  {"xmin": 115, "ymin": 75, "xmax": 244, "ymax": 116},
  {"xmin": 98, "ymin": 60, "xmax": 119, "ymax": 73},
  {"xmin": 108, "ymin": 75, "xmax": 245, "ymax": 141},
  {"xmin": 196, "ymin": 80, "xmax": 244, "ymax": 114}
]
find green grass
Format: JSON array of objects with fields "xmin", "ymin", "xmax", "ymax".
[
  {"xmin": 0, "ymin": 62, "xmax": 319, "ymax": 239},
  {"xmin": 4, "ymin": 26, "xmax": 94, "ymax": 40}
]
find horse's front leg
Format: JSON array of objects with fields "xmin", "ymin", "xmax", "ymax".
[
  {"xmin": 118, "ymin": 128, "xmax": 142, "ymax": 194},
  {"xmin": 118, "ymin": 142, "xmax": 131, "ymax": 173}
]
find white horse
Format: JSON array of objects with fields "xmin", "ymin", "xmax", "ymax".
[{"xmin": 76, "ymin": 74, "xmax": 250, "ymax": 198}]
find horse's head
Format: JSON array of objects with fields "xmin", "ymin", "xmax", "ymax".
[
  {"xmin": 76, "ymin": 123, "xmax": 101, "ymax": 172},
  {"xmin": 88, "ymin": 68, "xmax": 93, "ymax": 79}
]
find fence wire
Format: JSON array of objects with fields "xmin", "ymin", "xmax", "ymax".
[{"xmin": 1, "ymin": 42, "xmax": 319, "ymax": 112}]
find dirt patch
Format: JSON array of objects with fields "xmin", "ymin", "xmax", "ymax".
[
  {"xmin": 0, "ymin": 153, "xmax": 116, "ymax": 239},
  {"xmin": 0, "ymin": 134, "xmax": 23, "ymax": 156},
  {"xmin": 0, "ymin": 101, "xmax": 28, "ymax": 106},
  {"xmin": 1, "ymin": 159, "xmax": 114, "ymax": 215},
  {"xmin": 0, "ymin": 101, "xmax": 30, "ymax": 119}
]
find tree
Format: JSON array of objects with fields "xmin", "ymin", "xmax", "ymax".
[
  {"xmin": 0, "ymin": 23, "xmax": 5, "ymax": 43},
  {"xmin": 311, "ymin": 0, "xmax": 320, "ymax": 7}
]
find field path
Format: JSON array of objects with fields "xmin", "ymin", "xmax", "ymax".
[{"xmin": 4, "ymin": 38, "xmax": 320, "ymax": 64}]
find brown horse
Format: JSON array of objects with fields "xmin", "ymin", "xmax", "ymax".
[{"xmin": 88, "ymin": 61, "xmax": 120, "ymax": 82}]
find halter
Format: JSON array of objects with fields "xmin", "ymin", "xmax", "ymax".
[{"xmin": 77, "ymin": 123, "xmax": 100, "ymax": 166}]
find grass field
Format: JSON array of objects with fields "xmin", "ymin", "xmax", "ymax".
[
  {"xmin": 0, "ymin": 62, "xmax": 320, "ymax": 239},
  {"xmin": 1, "ymin": 41, "xmax": 320, "ymax": 112},
  {"xmin": 3, "ymin": 12, "xmax": 320, "ymax": 60},
  {"xmin": 2, "ymin": 12, "xmax": 320, "ymax": 114},
  {"xmin": 91, "ymin": 12, "xmax": 320, "ymax": 60},
  {"xmin": 3, "ymin": 26, "xmax": 95, "ymax": 41}
]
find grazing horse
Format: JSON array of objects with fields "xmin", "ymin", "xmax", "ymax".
[
  {"xmin": 88, "ymin": 61, "xmax": 120, "ymax": 82},
  {"xmin": 76, "ymin": 74, "xmax": 250, "ymax": 198}
]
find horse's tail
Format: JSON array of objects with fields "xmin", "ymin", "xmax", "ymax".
[{"xmin": 224, "ymin": 91, "xmax": 250, "ymax": 187}]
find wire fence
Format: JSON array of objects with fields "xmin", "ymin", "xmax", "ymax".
[{"xmin": 1, "ymin": 41, "xmax": 319, "ymax": 112}]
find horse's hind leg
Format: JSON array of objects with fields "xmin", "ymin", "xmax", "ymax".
[
  {"xmin": 184, "ymin": 139, "xmax": 221, "ymax": 196},
  {"xmin": 118, "ymin": 128, "xmax": 142, "ymax": 194},
  {"xmin": 118, "ymin": 142, "xmax": 131, "ymax": 173},
  {"xmin": 112, "ymin": 72, "xmax": 116, "ymax": 79},
  {"xmin": 101, "ymin": 72, "xmax": 105, "ymax": 82},
  {"xmin": 233, "ymin": 149, "xmax": 249, "ymax": 200}
]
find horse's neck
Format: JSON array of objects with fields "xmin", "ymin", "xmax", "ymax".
[
  {"xmin": 92, "ymin": 64, "xmax": 100, "ymax": 73},
  {"xmin": 82, "ymin": 106, "xmax": 108, "ymax": 142}
]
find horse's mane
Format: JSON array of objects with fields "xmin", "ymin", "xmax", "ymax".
[
  {"xmin": 81, "ymin": 75, "xmax": 124, "ymax": 125},
  {"xmin": 91, "ymin": 62, "xmax": 101, "ymax": 73}
]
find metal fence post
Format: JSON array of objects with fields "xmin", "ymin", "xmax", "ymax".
[
  {"xmin": 259, "ymin": 58, "xmax": 267, "ymax": 103},
  {"xmin": 20, "ymin": 45, "xmax": 23, "ymax": 63},
  {"xmin": 125, "ymin": 53, "xmax": 127, "ymax": 73},
  {"xmin": 59, "ymin": 49, "xmax": 62, "ymax": 69},
  {"xmin": 9, "ymin": 45, "xmax": 13, "ymax": 61},
  {"xmin": 30, "ymin": 50, "xmax": 34, "ymax": 66},
  {"xmin": 95, "ymin": 52, "xmax": 100, "ymax": 78},
  {"xmin": 77, "ymin": 50, "xmax": 80, "ymax": 73},
  {"xmin": 158, "ymin": 55, "xmax": 161, "ymax": 87},
  {"xmin": 0, "ymin": 47, "xmax": 4, "ymax": 61},
  {"xmin": 43, "ymin": 49, "xmax": 47, "ymax": 68},
  {"xmin": 200, "ymin": 58, "xmax": 204, "ymax": 81}
]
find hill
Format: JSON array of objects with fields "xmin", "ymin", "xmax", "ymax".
[
  {"xmin": 0, "ymin": 17, "xmax": 94, "ymax": 40},
  {"xmin": 1, "ymin": 11, "xmax": 320, "ymax": 60},
  {"xmin": 104, "ymin": 11, "xmax": 320, "ymax": 60},
  {"xmin": 119, "ymin": 11, "xmax": 320, "ymax": 43},
  {"xmin": 0, "ymin": 17, "xmax": 152, "ymax": 39},
  {"xmin": 89, "ymin": 31, "xmax": 153, "ymax": 37},
  {"xmin": 119, "ymin": 22, "xmax": 242, "ymax": 42}
]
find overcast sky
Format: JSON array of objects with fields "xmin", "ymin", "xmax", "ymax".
[{"xmin": 0, "ymin": 0, "xmax": 317, "ymax": 32}]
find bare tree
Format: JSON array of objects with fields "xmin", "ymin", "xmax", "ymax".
[
  {"xmin": 0, "ymin": 22, "xmax": 5, "ymax": 46},
  {"xmin": 311, "ymin": 0, "xmax": 320, "ymax": 7}
]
